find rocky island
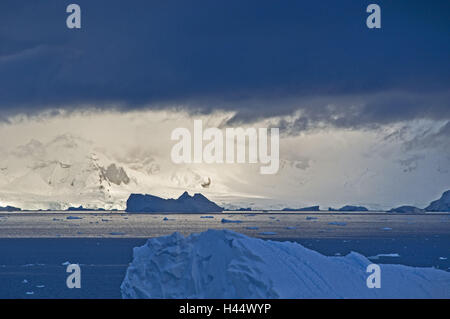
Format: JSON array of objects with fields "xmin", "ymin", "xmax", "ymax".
[
  {"xmin": 425, "ymin": 190, "xmax": 450, "ymax": 212},
  {"xmin": 328, "ymin": 205, "xmax": 368, "ymax": 212},
  {"xmin": 388, "ymin": 206, "xmax": 425, "ymax": 214},
  {"xmin": 282, "ymin": 205, "xmax": 320, "ymax": 212},
  {"xmin": 125, "ymin": 191, "xmax": 223, "ymax": 213}
]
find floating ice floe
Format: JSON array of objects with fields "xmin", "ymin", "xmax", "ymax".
[
  {"xmin": 221, "ymin": 218, "xmax": 242, "ymax": 223},
  {"xmin": 328, "ymin": 222, "xmax": 346, "ymax": 226},
  {"xmin": 258, "ymin": 231, "xmax": 277, "ymax": 235},
  {"xmin": 121, "ymin": 230, "xmax": 450, "ymax": 298}
]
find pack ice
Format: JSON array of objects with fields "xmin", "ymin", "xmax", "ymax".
[{"xmin": 120, "ymin": 230, "xmax": 450, "ymax": 298}]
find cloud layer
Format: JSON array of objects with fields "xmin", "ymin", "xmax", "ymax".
[
  {"xmin": 1, "ymin": 0, "xmax": 449, "ymax": 131},
  {"xmin": 0, "ymin": 110, "xmax": 448, "ymax": 209}
]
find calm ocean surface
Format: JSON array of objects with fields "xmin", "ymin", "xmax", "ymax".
[{"xmin": 1, "ymin": 211, "xmax": 449, "ymax": 238}]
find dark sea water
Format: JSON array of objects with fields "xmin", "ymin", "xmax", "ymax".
[{"xmin": 0, "ymin": 211, "xmax": 449, "ymax": 298}]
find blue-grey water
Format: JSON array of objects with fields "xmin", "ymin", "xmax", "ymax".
[{"xmin": 0, "ymin": 211, "xmax": 449, "ymax": 298}]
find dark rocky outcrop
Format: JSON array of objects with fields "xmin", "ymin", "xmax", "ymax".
[
  {"xmin": 282, "ymin": 205, "xmax": 320, "ymax": 212},
  {"xmin": 328, "ymin": 205, "xmax": 368, "ymax": 212},
  {"xmin": 388, "ymin": 206, "xmax": 425, "ymax": 214},
  {"xmin": 0, "ymin": 205, "xmax": 21, "ymax": 212},
  {"xmin": 66, "ymin": 206, "xmax": 106, "ymax": 211},
  {"xmin": 425, "ymin": 190, "xmax": 450, "ymax": 212},
  {"xmin": 125, "ymin": 192, "xmax": 223, "ymax": 213},
  {"xmin": 100, "ymin": 164, "xmax": 130, "ymax": 186}
]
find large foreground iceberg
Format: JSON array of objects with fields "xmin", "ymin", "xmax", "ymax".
[{"xmin": 121, "ymin": 230, "xmax": 450, "ymax": 298}]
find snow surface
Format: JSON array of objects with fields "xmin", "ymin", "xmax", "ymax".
[
  {"xmin": 426, "ymin": 190, "xmax": 450, "ymax": 212},
  {"xmin": 368, "ymin": 253, "xmax": 400, "ymax": 259},
  {"xmin": 121, "ymin": 229, "xmax": 450, "ymax": 298}
]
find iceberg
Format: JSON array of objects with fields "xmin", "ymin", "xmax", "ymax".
[
  {"xmin": 328, "ymin": 205, "xmax": 368, "ymax": 212},
  {"xmin": 121, "ymin": 230, "xmax": 450, "ymax": 299},
  {"xmin": 426, "ymin": 190, "xmax": 450, "ymax": 212},
  {"xmin": 221, "ymin": 218, "xmax": 242, "ymax": 223},
  {"xmin": 125, "ymin": 191, "xmax": 223, "ymax": 213},
  {"xmin": 388, "ymin": 206, "xmax": 425, "ymax": 214},
  {"xmin": 282, "ymin": 205, "xmax": 320, "ymax": 211},
  {"xmin": 67, "ymin": 205, "xmax": 95, "ymax": 211},
  {"xmin": 0, "ymin": 205, "xmax": 21, "ymax": 212},
  {"xmin": 66, "ymin": 216, "xmax": 82, "ymax": 220},
  {"xmin": 328, "ymin": 222, "xmax": 347, "ymax": 226},
  {"xmin": 66, "ymin": 205, "xmax": 109, "ymax": 211},
  {"xmin": 258, "ymin": 231, "xmax": 277, "ymax": 235}
]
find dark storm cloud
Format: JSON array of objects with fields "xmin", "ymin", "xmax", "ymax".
[
  {"xmin": 227, "ymin": 91, "xmax": 450, "ymax": 132},
  {"xmin": 0, "ymin": 0, "xmax": 449, "ymax": 128},
  {"xmin": 403, "ymin": 121, "xmax": 450, "ymax": 153}
]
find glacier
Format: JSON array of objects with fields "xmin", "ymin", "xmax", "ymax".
[{"xmin": 121, "ymin": 229, "xmax": 450, "ymax": 299}]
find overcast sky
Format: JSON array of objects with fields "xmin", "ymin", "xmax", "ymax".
[
  {"xmin": 0, "ymin": 1, "xmax": 448, "ymax": 208},
  {"xmin": 1, "ymin": 1, "xmax": 449, "ymax": 122}
]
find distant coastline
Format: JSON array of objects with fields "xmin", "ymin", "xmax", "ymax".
[{"xmin": 1, "ymin": 189, "xmax": 449, "ymax": 214}]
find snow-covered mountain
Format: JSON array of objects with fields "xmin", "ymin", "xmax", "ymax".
[
  {"xmin": 0, "ymin": 134, "xmax": 123, "ymax": 209},
  {"xmin": 1, "ymin": 133, "xmax": 375, "ymax": 211},
  {"xmin": 0, "ymin": 134, "xmax": 259, "ymax": 210}
]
